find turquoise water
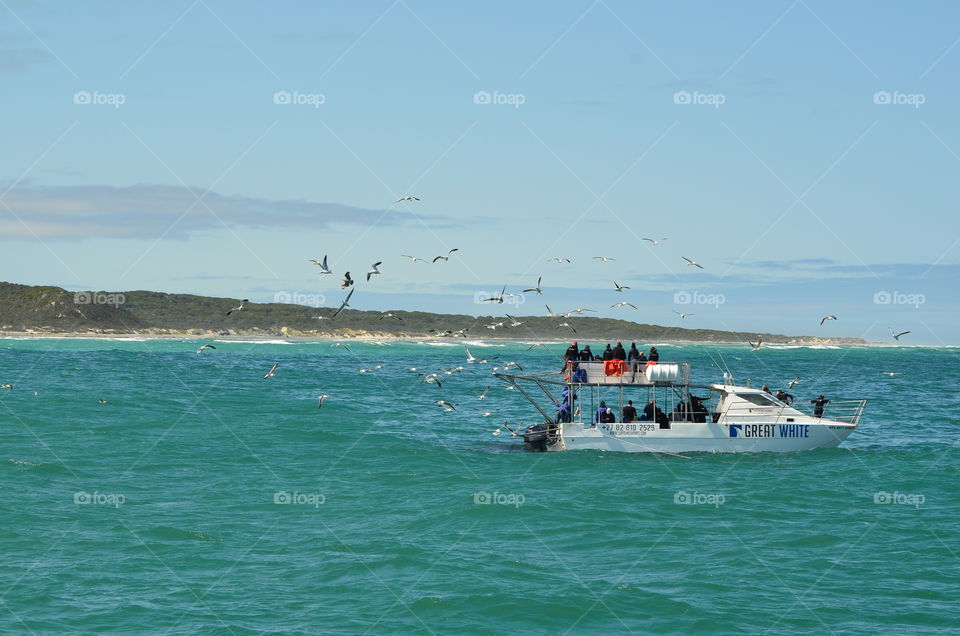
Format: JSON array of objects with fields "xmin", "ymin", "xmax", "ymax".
[{"xmin": 1, "ymin": 338, "xmax": 957, "ymax": 634}]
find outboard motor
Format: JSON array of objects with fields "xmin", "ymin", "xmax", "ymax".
[{"xmin": 523, "ymin": 423, "xmax": 549, "ymax": 452}]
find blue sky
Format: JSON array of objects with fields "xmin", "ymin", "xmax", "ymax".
[{"xmin": 1, "ymin": 1, "xmax": 958, "ymax": 343}]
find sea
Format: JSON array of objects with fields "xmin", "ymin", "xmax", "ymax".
[{"xmin": 0, "ymin": 338, "xmax": 956, "ymax": 635}]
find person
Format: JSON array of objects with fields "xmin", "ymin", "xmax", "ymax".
[
  {"xmin": 578, "ymin": 345, "xmax": 594, "ymax": 361},
  {"xmin": 601, "ymin": 407, "xmax": 616, "ymax": 424},
  {"xmin": 775, "ymin": 389, "xmax": 794, "ymax": 405},
  {"xmin": 811, "ymin": 394, "xmax": 830, "ymax": 418},
  {"xmin": 622, "ymin": 400, "xmax": 637, "ymax": 422},
  {"xmin": 602, "ymin": 344, "xmax": 614, "ymax": 361},
  {"xmin": 648, "ymin": 346, "xmax": 659, "ymax": 362},
  {"xmin": 627, "ymin": 343, "xmax": 641, "ymax": 362},
  {"xmin": 595, "ymin": 401, "xmax": 608, "ymax": 425},
  {"xmin": 563, "ymin": 341, "xmax": 579, "ymax": 363},
  {"xmin": 761, "ymin": 385, "xmax": 772, "ymax": 395},
  {"xmin": 612, "ymin": 341, "xmax": 626, "ymax": 361},
  {"xmin": 643, "ymin": 400, "xmax": 670, "ymax": 429},
  {"xmin": 690, "ymin": 395, "xmax": 709, "ymax": 423},
  {"xmin": 636, "ymin": 350, "xmax": 647, "ymax": 364}
]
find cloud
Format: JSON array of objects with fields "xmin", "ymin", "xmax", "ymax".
[{"xmin": 0, "ymin": 183, "xmax": 457, "ymax": 239}]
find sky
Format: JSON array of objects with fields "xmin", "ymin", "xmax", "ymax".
[{"xmin": 1, "ymin": 0, "xmax": 958, "ymax": 343}]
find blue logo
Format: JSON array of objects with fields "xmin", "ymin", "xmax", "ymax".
[{"xmin": 729, "ymin": 424, "xmax": 742, "ymax": 438}]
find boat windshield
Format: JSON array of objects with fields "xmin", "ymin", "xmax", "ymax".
[{"xmin": 738, "ymin": 393, "xmax": 781, "ymax": 406}]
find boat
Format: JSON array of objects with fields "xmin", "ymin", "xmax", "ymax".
[{"xmin": 494, "ymin": 359, "xmax": 866, "ymax": 453}]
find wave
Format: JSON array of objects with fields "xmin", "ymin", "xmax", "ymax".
[{"xmin": 213, "ymin": 339, "xmax": 294, "ymax": 345}]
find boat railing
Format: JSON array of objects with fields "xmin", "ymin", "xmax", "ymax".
[
  {"xmin": 565, "ymin": 359, "xmax": 690, "ymax": 386},
  {"xmin": 721, "ymin": 399, "xmax": 867, "ymax": 425}
]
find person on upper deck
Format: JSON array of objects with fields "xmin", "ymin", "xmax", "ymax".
[
  {"xmin": 627, "ymin": 343, "xmax": 641, "ymax": 363},
  {"xmin": 578, "ymin": 345, "xmax": 594, "ymax": 361},
  {"xmin": 563, "ymin": 341, "xmax": 579, "ymax": 362},
  {"xmin": 612, "ymin": 341, "xmax": 626, "ymax": 361},
  {"xmin": 602, "ymin": 344, "xmax": 614, "ymax": 361},
  {"xmin": 648, "ymin": 346, "xmax": 659, "ymax": 362}
]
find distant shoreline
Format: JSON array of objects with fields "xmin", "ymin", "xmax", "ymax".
[{"xmin": 0, "ymin": 330, "xmax": 909, "ymax": 346}]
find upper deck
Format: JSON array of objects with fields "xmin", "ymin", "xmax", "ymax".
[{"xmin": 566, "ymin": 360, "xmax": 691, "ymax": 386}]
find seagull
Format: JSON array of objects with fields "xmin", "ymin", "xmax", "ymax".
[
  {"xmin": 494, "ymin": 421, "xmax": 519, "ymax": 437},
  {"xmin": 418, "ymin": 373, "xmax": 444, "ymax": 387},
  {"xmin": 394, "ymin": 195, "xmax": 420, "ymax": 203},
  {"xmin": 464, "ymin": 346, "xmax": 477, "ymax": 363},
  {"xmin": 482, "ymin": 285, "xmax": 506, "ymax": 304},
  {"xmin": 642, "ymin": 237, "xmax": 667, "ymax": 245},
  {"xmin": 434, "ymin": 400, "xmax": 456, "ymax": 412},
  {"xmin": 358, "ymin": 365, "xmax": 383, "ymax": 374},
  {"xmin": 263, "ymin": 362, "xmax": 279, "ymax": 379},
  {"xmin": 473, "ymin": 407, "xmax": 496, "ymax": 417},
  {"xmin": 505, "ymin": 314, "xmax": 524, "ymax": 327},
  {"xmin": 98, "ymin": 398, "xmax": 107, "ymax": 404},
  {"xmin": 672, "ymin": 310, "xmax": 694, "ymax": 319},
  {"xmin": 477, "ymin": 386, "xmax": 489, "ymax": 400},
  {"xmin": 401, "ymin": 254, "xmax": 428, "ymax": 263},
  {"xmin": 787, "ymin": 376, "xmax": 800, "ymax": 389},
  {"xmin": 309, "ymin": 255, "xmax": 333, "ymax": 274},
  {"xmin": 452, "ymin": 329, "xmax": 469, "ymax": 337},
  {"xmin": 196, "ymin": 344, "xmax": 217, "ymax": 355},
  {"xmin": 432, "ymin": 248, "xmax": 459, "ymax": 263},
  {"xmin": 820, "ymin": 315, "xmax": 837, "ymax": 326},
  {"xmin": 378, "ymin": 312, "xmax": 402, "ymax": 320},
  {"xmin": 545, "ymin": 305, "xmax": 560, "ymax": 317},
  {"xmin": 330, "ymin": 342, "xmax": 352, "ymax": 352},
  {"xmin": 226, "ymin": 299, "xmax": 249, "ymax": 316},
  {"xmin": 890, "ymin": 328, "xmax": 911, "ymax": 341},
  {"xmin": 501, "ymin": 361, "xmax": 523, "ymax": 371},
  {"xmin": 613, "ymin": 281, "xmax": 630, "ymax": 292},
  {"xmin": 564, "ymin": 308, "xmax": 595, "ymax": 317},
  {"xmin": 549, "ymin": 257, "xmax": 571, "ymax": 263},
  {"xmin": 525, "ymin": 343, "xmax": 549, "ymax": 351},
  {"xmin": 611, "ymin": 301, "xmax": 638, "ymax": 309},
  {"xmin": 749, "ymin": 337, "xmax": 762, "ymax": 351},
  {"xmin": 522, "ymin": 277, "xmax": 543, "ymax": 295},
  {"xmin": 682, "ymin": 257, "xmax": 704, "ymax": 269},
  {"xmin": 317, "ymin": 394, "xmax": 331, "ymax": 409},
  {"xmin": 441, "ymin": 366, "xmax": 465, "ymax": 375},
  {"xmin": 556, "ymin": 322, "xmax": 577, "ymax": 333},
  {"xmin": 593, "ymin": 256, "xmax": 616, "ymax": 262},
  {"xmin": 0, "ymin": 384, "xmax": 13, "ymax": 390},
  {"xmin": 340, "ymin": 272, "xmax": 354, "ymax": 289},
  {"xmin": 485, "ymin": 322, "xmax": 505, "ymax": 330},
  {"xmin": 366, "ymin": 262, "xmax": 382, "ymax": 282},
  {"xmin": 331, "ymin": 288, "xmax": 354, "ymax": 319}
]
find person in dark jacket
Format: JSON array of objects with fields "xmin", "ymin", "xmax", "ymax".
[
  {"xmin": 563, "ymin": 341, "xmax": 579, "ymax": 362},
  {"xmin": 601, "ymin": 407, "xmax": 616, "ymax": 424},
  {"xmin": 595, "ymin": 401, "xmax": 608, "ymax": 424},
  {"xmin": 622, "ymin": 400, "xmax": 637, "ymax": 422},
  {"xmin": 648, "ymin": 346, "xmax": 659, "ymax": 362},
  {"xmin": 578, "ymin": 345, "xmax": 594, "ymax": 361},
  {"xmin": 602, "ymin": 344, "xmax": 614, "ymax": 361},
  {"xmin": 627, "ymin": 343, "xmax": 641, "ymax": 362},
  {"xmin": 811, "ymin": 394, "xmax": 829, "ymax": 417},
  {"xmin": 612, "ymin": 341, "xmax": 626, "ymax": 361}
]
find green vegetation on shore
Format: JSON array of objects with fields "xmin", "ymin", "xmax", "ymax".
[{"xmin": 0, "ymin": 281, "xmax": 865, "ymax": 343}]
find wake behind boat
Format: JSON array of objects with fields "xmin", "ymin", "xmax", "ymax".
[{"xmin": 494, "ymin": 358, "xmax": 866, "ymax": 454}]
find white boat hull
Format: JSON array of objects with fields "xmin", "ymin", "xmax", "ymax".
[{"xmin": 549, "ymin": 419, "xmax": 856, "ymax": 453}]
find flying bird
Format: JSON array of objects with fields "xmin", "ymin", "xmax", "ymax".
[
  {"xmin": 593, "ymin": 256, "xmax": 616, "ymax": 262},
  {"xmin": 611, "ymin": 301, "xmax": 638, "ymax": 309},
  {"xmin": 196, "ymin": 344, "xmax": 216, "ymax": 355},
  {"xmin": 556, "ymin": 322, "xmax": 577, "ymax": 333},
  {"xmin": 476, "ymin": 386, "xmax": 489, "ymax": 400},
  {"xmin": 890, "ymin": 328, "xmax": 911, "ymax": 341},
  {"xmin": 787, "ymin": 376, "xmax": 800, "ymax": 389},
  {"xmin": 820, "ymin": 315, "xmax": 837, "ymax": 326},
  {"xmin": 331, "ymin": 288, "xmax": 355, "ymax": 319},
  {"xmin": 434, "ymin": 400, "xmax": 456, "ymax": 412},
  {"xmin": 549, "ymin": 257, "xmax": 571, "ymax": 263},
  {"xmin": 749, "ymin": 337, "xmax": 762, "ymax": 351},
  {"xmin": 613, "ymin": 281, "xmax": 630, "ymax": 292},
  {"xmin": 263, "ymin": 362, "xmax": 279, "ymax": 379},
  {"xmin": 482, "ymin": 285, "xmax": 506, "ymax": 304},
  {"xmin": 545, "ymin": 305, "xmax": 560, "ymax": 317},
  {"xmin": 682, "ymin": 257, "xmax": 704, "ymax": 269},
  {"xmin": 642, "ymin": 237, "xmax": 667, "ymax": 245},
  {"xmin": 522, "ymin": 277, "xmax": 543, "ymax": 295},
  {"xmin": 394, "ymin": 195, "xmax": 420, "ymax": 203},
  {"xmin": 340, "ymin": 272, "xmax": 354, "ymax": 289},
  {"xmin": 317, "ymin": 394, "xmax": 331, "ymax": 409},
  {"xmin": 464, "ymin": 346, "xmax": 477, "ymax": 363},
  {"xmin": 226, "ymin": 299, "xmax": 249, "ymax": 316},
  {"xmin": 672, "ymin": 310, "xmax": 694, "ymax": 319},
  {"xmin": 309, "ymin": 256, "xmax": 333, "ymax": 274},
  {"xmin": 473, "ymin": 407, "xmax": 497, "ymax": 417},
  {"xmin": 359, "ymin": 365, "xmax": 383, "ymax": 374},
  {"xmin": 525, "ymin": 343, "xmax": 549, "ymax": 351},
  {"xmin": 366, "ymin": 261, "xmax": 382, "ymax": 282},
  {"xmin": 378, "ymin": 312, "xmax": 402, "ymax": 320},
  {"xmin": 432, "ymin": 248, "xmax": 459, "ymax": 263},
  {"xmin": 330, "ymin": 342, "xmax": 352, "ymax": 352},
  {"xmin": 505, "ymin": 314, "xmax": 524, "ymax": 327},
  {"xmin": 98, "ymin": 399, "xmax": 107, "ymax": 404},
  {"xmin": 0, "ymin": 384, "xmax": 12, "ymax": 390},
  {"xmin": 418, "ymin": 373, "xmax": 444, "ymax": 387},
  {"xmin": 401, "ymin": 254, "xmax": 428, "ymax": 262}
]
